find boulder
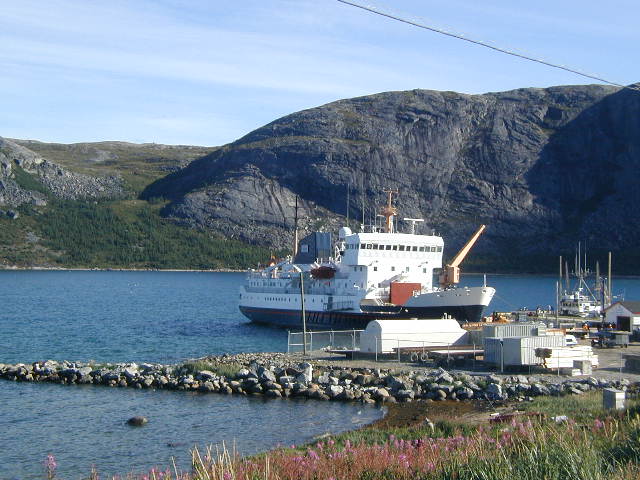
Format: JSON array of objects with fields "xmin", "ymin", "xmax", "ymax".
[{"xmin": 127, "ymin": 416, "xmax": 148, "ymax": 426}]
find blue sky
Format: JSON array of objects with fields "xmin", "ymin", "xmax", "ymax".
[{"xmin": 1, "ymin": 0, "xmax": 638, "ymax": 146}]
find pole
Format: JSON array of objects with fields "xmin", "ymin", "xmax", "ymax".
[
  {"xmin": 473, "ymin": 342, "xmax": 476, "ymax": 371},
  {"xmin": 293, "ymin": 196, "xmax": 299, "ymax": 257},
  {"xmin": 300, "ymin": 272, "xmax": 307, "ymax": 356},
  {"xmin": 375, "ymin": 336, "xmax": 378, "ymax": 362},
  {"xmin": 555, "ymin": 280, "xmax": 559, "ymax": 326},
  {"xmin": 608, "ymin": 251, "xmax": 612, "ymax": 306}
]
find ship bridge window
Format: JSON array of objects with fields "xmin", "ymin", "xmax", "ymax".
[
  {"xmin": 430, "ymin": 246, "xmax": 436, "ymax": 252},
  {"xmin": 419, "ymin": 246, "xmax": 425, "ymax": 252},
  {"xmin": 399, "ymin": 245, "xmax": 405, "ymax": 251},
  {"xmin": 372, "ymin": 243, "xmax": 378, "ymax": 249},
  {"xmin": 412, "ymin": 246, "xmax": 418, "ymax": 251},
  {"xmin": 437, "ymin": 246, "xmax": 442, "ymax": 252},
  {"xmin": 385, "ymin": 245, "xmax": 392, "ymax": 250},
  {"xmin": 360, "ymin": 243, "xmax": 365, "ymax": 249}
]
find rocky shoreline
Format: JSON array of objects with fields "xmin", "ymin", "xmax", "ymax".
[{"xmin": 0, "ymin": 352, "xmax": 636, "ymax": 404}]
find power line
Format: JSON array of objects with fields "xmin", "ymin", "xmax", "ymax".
[{"xmin": 336, "ymin": 0, "xmax": 639, "ymax": 92}]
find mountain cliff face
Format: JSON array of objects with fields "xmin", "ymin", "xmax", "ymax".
[
  {"xmin": 0, "ymin": 137, "xmax": 124, "ymax": 206},
  {"xmin": 142, "ymin": 84, "xmax": 638, "ymax": 267}
]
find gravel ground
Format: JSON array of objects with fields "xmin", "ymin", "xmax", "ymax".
[{"xmin": 296, "ymin": 339, "xmax": 640, "ymax": 383}]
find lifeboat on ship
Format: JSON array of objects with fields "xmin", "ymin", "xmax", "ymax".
[{"xmin": 310, "ymin": 265, "xmax": 336, "ymax": 279}]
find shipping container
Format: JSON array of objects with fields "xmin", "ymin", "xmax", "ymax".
[
  {"xmin": 482, "ymin": 323, "xmax": 547, "ymax": 339},
  {"xmin": 389, "ymin": 282, "xmax": 422, "ymax": 305},
  {"xmin": 503, "ymin": 335, "xmax": 565, "ymax": 366},
  {"xmin": 484, "ymin": 335, "xmax": 564, "ymax": 366},
  {"xmin": 483, "ymin": 337, "xmax": 503, "ymax": 365}
]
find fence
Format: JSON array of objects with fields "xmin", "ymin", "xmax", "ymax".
[
  {"xmin": 287, "ymin": 329, "xmax": 363, "ymax": 354},
  {"xmin": 286, "ymin": 330, "xmax": 480, "ymax": 365},
  {"xmin": 286, "ymin": 330, "xmax": 625, "ymax": 377}
]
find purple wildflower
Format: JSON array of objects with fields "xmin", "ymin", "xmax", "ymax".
[{"xmin": 44, "ymin": 454, "xmax": 57, "ymax": 480}]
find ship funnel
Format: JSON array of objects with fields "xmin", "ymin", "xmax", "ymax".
[{"xmin": 339, "ymin": 227, "xmax": 352, "ymax": 239}]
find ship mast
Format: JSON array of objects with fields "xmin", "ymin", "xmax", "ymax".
[
  {"xmin": 293, "ymin": 195, "xmax": 299, "ymax": 257},
  {"xmin": 381, "ymin": 188, "xmax": 398, "ymax": 233}
]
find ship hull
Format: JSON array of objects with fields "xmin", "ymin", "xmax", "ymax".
[{"xmin": 240, "ymin": 304, "xmax": 486, "ymax": 330}]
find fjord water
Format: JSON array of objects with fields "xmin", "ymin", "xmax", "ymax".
[
  {"xmin": 1, "ymin": 271, "xmax": 640, "ymax": 479},
  {"xmin": 0, "ymin": 271, "xmax": 383, "ymax": 479}
]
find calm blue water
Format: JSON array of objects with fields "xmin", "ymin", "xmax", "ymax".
[{"xmin": 1, "ymin": 270, "xmax": 639, "ymax": 479}]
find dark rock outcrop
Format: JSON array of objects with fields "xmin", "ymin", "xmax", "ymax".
[
  {"xmin": 0, "ymin": 137, "xmax": 125, "ymax": 206},
  {"xmin": 141, "ymin": 83, "xmax": 640, "ymax": 265}
]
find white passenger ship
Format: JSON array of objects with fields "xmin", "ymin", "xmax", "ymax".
[{"xmin": 239, "ymin": 191, "xmax": 495, "ymax": 329}]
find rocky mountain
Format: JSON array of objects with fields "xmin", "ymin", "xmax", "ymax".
[
  {"xmin": 0, "ymin": 137, "xmax": 125, "ymax": 207},
  {"xmin": 142, "ymin": 83, "xmax": 639, "ymax": 269}
]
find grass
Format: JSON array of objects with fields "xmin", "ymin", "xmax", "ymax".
[
  {"xmin": 180, "ymin": 361, "xmax": 243, "ymax": 379},
  {"xmin": 520, "ymin": 390, "xmax": 604, "ymax": 420},
  {"xmin": 10, "ymin": 163, "xmax": 51, "ymax": 195},
  {"xmin": 10, "ymin": 139, "xmax": 216, "ymax": 195}
]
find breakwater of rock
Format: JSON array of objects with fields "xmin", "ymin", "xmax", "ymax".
[{"xmin": 0, "ymin": 353, "xmax": 636, "ymax": 404}]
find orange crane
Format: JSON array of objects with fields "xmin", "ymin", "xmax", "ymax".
[{"xmin": 439, "ymin": 225, "xmax": 486, "ymax": 288}]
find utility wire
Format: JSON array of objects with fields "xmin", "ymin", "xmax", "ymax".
[{"xmin": 336, "ymin": 0, "xmax": 639, "ymax": 92}]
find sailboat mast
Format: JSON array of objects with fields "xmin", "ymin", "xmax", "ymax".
[{"xmin": 577, "ymin": 241, "xmax": 581, "ymax": 277}]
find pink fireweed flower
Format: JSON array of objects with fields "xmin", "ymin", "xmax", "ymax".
[
  {"xmin": 223, "ymin": 472, "xmax": 232, "ymax": 480},
  {"xmin": 44, "ymin": 454, "xmax": 57, "ymax": 479},
  {"xmin": 307, "ymin": 449, "xmax": 320, "ymax": 460},
  {"xmin": 594, "ymin": 419, "xmax": 605, "ymax": 430}
]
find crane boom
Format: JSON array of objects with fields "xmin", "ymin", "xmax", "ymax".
[{"xmin": 439, "ymin": 224, "xmax": 486, "ymax": 288}]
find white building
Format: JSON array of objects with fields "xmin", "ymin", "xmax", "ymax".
[{"xmin": 603, "ymin": 301, "xmax": 640, "ymax": 332}]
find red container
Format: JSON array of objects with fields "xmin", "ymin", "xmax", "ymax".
[{"xmin": 390, "ymin": 282, "xmax": 422, "ymax": 305}]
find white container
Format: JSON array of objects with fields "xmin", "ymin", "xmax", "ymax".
[
  {"xmin": 483, "ymin": 323, "xmax": 546, "ymax": 339},
  {"xmin": 502, "ymin": 335, "xmax": 565, "ymax": 366},
  {"xmin": 483, "ymin": 337, "xmax": 503, "ymax": 365},
  {"xmin": 360, "ymin": 319, "xmax": 468, "ymax": 353}
]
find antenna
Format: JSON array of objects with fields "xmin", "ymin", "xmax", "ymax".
[
  {"xmin": 361, "ymin": 188, "xmax": 365, "ymax": 231},
  {"xmin": 346, "ymin": 183, "xmax": 350, "ymax": 225},
  {"xmin": 381, "ymin": 188, "xmax": 398, "ymax": 233}
]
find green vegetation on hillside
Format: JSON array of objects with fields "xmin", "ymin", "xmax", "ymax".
[
  {"xmin": 1, "ymin": 199, "xmax": 273, "ymax": 269},
  {"xmin": 11, "ymin": 164, "xmax": 50, "ymax": 195}
]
